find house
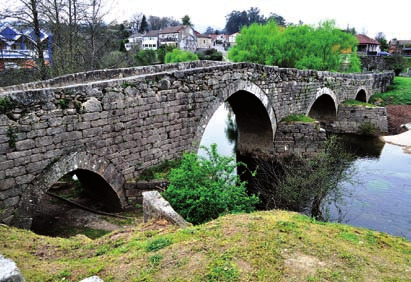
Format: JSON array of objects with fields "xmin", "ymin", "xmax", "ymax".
[
  {"xmin": 0, "ymin": 24, "xmax": 51, "ymax": 70},
  {"xmin": 228, "ymin": 32, "xmax": 239, "ymax": 46},
  {"xmin": 158, "ymin": 25, "xmax": 197, "ymax": 52},
  {"xmin": 209, "ymin": 34, "xmax": 229, "ymax": 45},
  {"xmin": 195, "ymin": 32, "xmax": 212, "ymax": 49},
  {"xmin": 356, "ymin": 34, "xmax": 380, "ymax": 56},
  {"xmin": 389, "ymin": 39, "xmax": 411, "ymax": 56},
  {"xmin": 125, "ymin": 32, "xmax": 143, "ymax": 51},
  {"xmin": 141, "ymin": 30, "xmax": 159, "ymax": 50}
]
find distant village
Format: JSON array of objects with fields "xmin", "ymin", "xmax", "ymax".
[{"xmin": 1, "ymin": 22, "xmax": 410, "ymax": 71}]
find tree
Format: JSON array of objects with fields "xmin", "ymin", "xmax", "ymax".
[
  {"xmin": 1, "ymin": 0, "xmax": 49, "ymax": 80},
  {"xmin": 182, "ymin": 15, "xmax": 192, "ymax": 27},
  {"xmin": 228, "ymin": 20, "xmax": 361, "ymax": 72},
  {"xmin": 204, "ymin": 26, "xmax": 215, "ymax": 35},
  {"xmin": 138, "ymin": 15, "xmax": 148, "ymax": 33},
  {"xmin": 165, "ymin": 48, "xmax": 198, "ymax": 63},
  {"xmin": 134, "ymin": 49, "xmax": 157, "ymax": 65},
  {"xmin": 164, "ymin": 143, "xmax": 259, "ymax": 225},
  {"xmin": 267, "ymin": 12, "xmax": 286, "ymax": 26},
  {"xmin": 157, "ymin": 45, "xmax": 175, "ymax": 64},
  {"xmin": 375, "ymin": 32, "xmax": 389, "ymax": 52}
]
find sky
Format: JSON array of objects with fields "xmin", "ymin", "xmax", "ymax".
[{"xmin": 107, "ymin": 0, "xmax": 410, "ymax": 40}]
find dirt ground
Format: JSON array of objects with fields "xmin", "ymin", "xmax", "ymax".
[{"xmin": 386, "ymin": 105, "xmax": 411, "ymax": 134}]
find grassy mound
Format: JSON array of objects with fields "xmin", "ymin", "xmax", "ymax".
[{"xmin": 1, "ymin": 210, "xmax": 410, "ymax": 281}]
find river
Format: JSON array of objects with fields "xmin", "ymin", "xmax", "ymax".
[{"xmin": 199, "ymin": 104, "xmax": 411, "ymax": 240}]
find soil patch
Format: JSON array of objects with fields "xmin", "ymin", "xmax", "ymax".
[
  {"xmin": 31, "ymin": 183, "xmax": 144, "ymax": 238},
  {"xmin": 386, "ymin": 105, "xmax": 411, "ymax": 134}
]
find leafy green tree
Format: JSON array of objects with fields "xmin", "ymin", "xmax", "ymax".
[
  {"xmin": 164, "ymin": 144, "xmax": 259, "ymax": 225},
  {"xmin": 182, "ymin": 15, "xmax": 193, "ymax": 27},
  {"xmin": 157, "ymin": 45, "xmax": 176, "ymax": 64},
  {"xmin": 228, "ymin": 20, "xmax": 361, "ymax": 72},
  {"xmin": 375, "ymin": 32, "xmax": 389, "ymax": 52},
  {"xmin": 139, "ymin": 15, "xmax": 149, "ymax": 33},
  {"xmin": 165, "ymin": 48, "xmax": 198, "ymax": 63},
  {"xmin": 134, "ymin": 49, "xmax": 157, "ymax": 65}
]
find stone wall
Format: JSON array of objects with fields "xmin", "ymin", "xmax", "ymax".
[
  {"xmin": 0, "ymin": 62, "xmax": 394, "ymax": 228},
  {"xmin": 331, "ymin": 105, "xmax": 388, "ymax": 135},
  {"xmin": 273, "ymin": 122, "xmax": 327, "ymax": 158}
]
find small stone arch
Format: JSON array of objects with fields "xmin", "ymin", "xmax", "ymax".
[
  {"xmin": 14, "ymin": 152, "xmax": 125, "ymax": 229},
  {"xmin": 195, "ymin": 80, "xmax": 277, "ymax": 157},
  {"xmin": 355, "ymin": 87, "xmax": 368, "ymax": 102},
  {"xmin": 306, "ymin": 87, "xmax": 338, "ymax": 122}
]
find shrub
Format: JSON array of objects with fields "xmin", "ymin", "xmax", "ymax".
[
  {"xmin": 250, "ymin": 135, "xmax": 355, "ymax": 220},
  {"xmin": 280, "ymin": 114, "xmax": 315, "ymax": 123},
  {"xmin": 165, "ymin": 48, "xmax": 198, "ymax": 64},
  {"xmin": 163, "ymin": 144, "xmax": 259, "ymax": 225}
]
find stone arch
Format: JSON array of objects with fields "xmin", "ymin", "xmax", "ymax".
[
  {"xmin": 15, "ymin": 152, "xmax": 125, "ymax": 229},
  {"xmin": 195, "ymin": 80, "xmax": 277, "ymax": 157},
  {"xmin": 306, "ymin": 87, "xmax": 338, "ymax": 122},
  {"xmin": 355, "ymin": 87, "xmax": 368, "ymax": 102}
]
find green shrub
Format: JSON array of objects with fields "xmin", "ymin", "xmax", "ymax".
[
  {"xmin": 165, "ymin": 48, "xmax": 198, "ymax": 64},
  {"xmin": 359, "ymin": 122, "xmax": 377, "ymax": 136},
  {"xmin": 163, "ymin": 143, "xmax": 259, "ymax": 225}
]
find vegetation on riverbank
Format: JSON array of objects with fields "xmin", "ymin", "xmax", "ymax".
[
  {"xmin": 370, "ymin": 76, "xmax": 411, "ymax": 105},
  {"xmin": 1, "ymin": 210, "xmax": 410, "ymax": 281}
]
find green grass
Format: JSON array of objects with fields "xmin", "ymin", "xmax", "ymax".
[
  {"xmin": 369, "ymin": 76, "xmax": 411, "ymax": 105},
  {"xmin": 280, "ymin": 114, "xmax": 315, "ymax": 123},
  {"xmin": 1, "ymin": 210, "xmax": 410, "ymax": 281}
]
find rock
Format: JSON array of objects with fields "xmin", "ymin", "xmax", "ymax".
[
  {"xmin": 0, "ymin": 254, "xmax": 25, "ymax": 282},
  {"xmin": 79, "ymin": 276, "xmax": 104, "ymax": 282},
  {"xmin": 82, "ymin": 97, "xmax": 102, "ymax": 113},
  {"xmin": 143, "ymin": 191, "xmax": 191, "ymax": 228}
]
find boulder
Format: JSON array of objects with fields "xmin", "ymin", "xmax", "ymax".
[
  {"xmin": 82, "ymin": 97, "xmax": 102, "ymax": 113},
  {"xmin": 0, "ymin": 254, "xmax": 24, "ymax": 282},
  {"xmin": 143, "ymin": 191, "xmax": 191, "ymax": 228}
]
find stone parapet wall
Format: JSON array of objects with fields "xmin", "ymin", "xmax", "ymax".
[
  {"xmin": 274, "ymin": 122, "xmax": 327, "ymax": 158},
  {"xmin": 331, "ymin": 105, "xmax": 388, "ymax": 135},
  {"xmin": 0, "ymin": 61, "xmax": 231, "ymax": 94}
]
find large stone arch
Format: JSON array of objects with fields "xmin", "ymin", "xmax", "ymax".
[
  {"xmin": 355, "ymin": 87, "xmax": 368, "ymax": 102},
  {"xmin": 306, "ymin": 87, "xmax": 338, "ymax": 122},
  {"xmin": 14, "ymin": 151, "xmax": 125, "ymax": 229},
  {"xmin": 195, "ymin": 80, "xmax": 277, "ymax": 158}
]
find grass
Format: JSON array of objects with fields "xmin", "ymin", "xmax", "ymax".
[
  {"xmin": 280, "ymin": 114, "xmax": 315, "ymax": 123},
  {"xmin": 1, "ymin": 210, "xmax": 410, "ymax": 281},
  {"xmin": 369, "ymin": 76, "xmax": 411, "ymax": 105}
]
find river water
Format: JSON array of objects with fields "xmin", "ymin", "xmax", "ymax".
[{"xmin": 199, "ymin": 104, "xmax": 411, "ymax": 240}]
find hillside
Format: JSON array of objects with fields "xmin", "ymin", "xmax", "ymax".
[{"xmin": 1, "ymin": 210, "xmax": 410, "ymax": 281}]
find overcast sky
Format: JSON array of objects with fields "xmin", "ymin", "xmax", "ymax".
[{"xmin": 107, "ymin": 0, "xmax": 409, "ymax": 40}]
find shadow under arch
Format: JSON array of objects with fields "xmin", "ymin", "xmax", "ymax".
[
  {"xmin": 14, "ymin": 151, "xmax": 125, "ymax": 229},
  {"xmin": 197, "ymin": 80, "xmax": 277, "ymax": 158},
  {"xmin": 355, "ymin": 88, "xmax": 368, "ymax": 102},
  {"xmin": 306, "ymin": 87, "xmax": 338, "ymax": 123}
]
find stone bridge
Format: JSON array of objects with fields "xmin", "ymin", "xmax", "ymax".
[{"xmin": 0, "ymin": 61, "xmax": 394, "ymax": 228}]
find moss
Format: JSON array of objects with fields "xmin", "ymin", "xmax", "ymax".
[{"xmin": 280, "ymin": 114, "xmax": 315, "ymax": 123}]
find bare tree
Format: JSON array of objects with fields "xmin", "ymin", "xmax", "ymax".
[{"xmin": 1, "ymin": 0, "xmax": 49, "ymax": 80}]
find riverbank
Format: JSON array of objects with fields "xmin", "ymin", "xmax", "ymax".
[
  {"xmin": 1, "ymin": 210, "xmax": 410, "ymax": 281},
  {"xmin": 382, "ymin": 105, "xmax": 411, "ymax": 152}
]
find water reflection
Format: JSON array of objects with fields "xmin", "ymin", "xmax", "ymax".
[{"xmin": 200, "ymin": 105, "xmax": 411, "ymax": 240}]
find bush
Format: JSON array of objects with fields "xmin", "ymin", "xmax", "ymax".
[
  {"xmin": 163, "ymin": 144, "xmax": 259, "ymax": 225},
  {"xmin": 250, "ymin": 135, "xmax": 355, "ymax": 220},
  {"xmin": 165, "ymin": 48, "xmax": 198, "ymax": 64}
]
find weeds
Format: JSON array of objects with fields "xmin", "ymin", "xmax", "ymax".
[{"xmin": 146, "ymin": 237, "xmax": 172, "ymax": 252}]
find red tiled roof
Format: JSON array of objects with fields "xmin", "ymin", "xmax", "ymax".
[{"xmin": 356, "ymin": 34, "xmax": 380, "ymax": 45}]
